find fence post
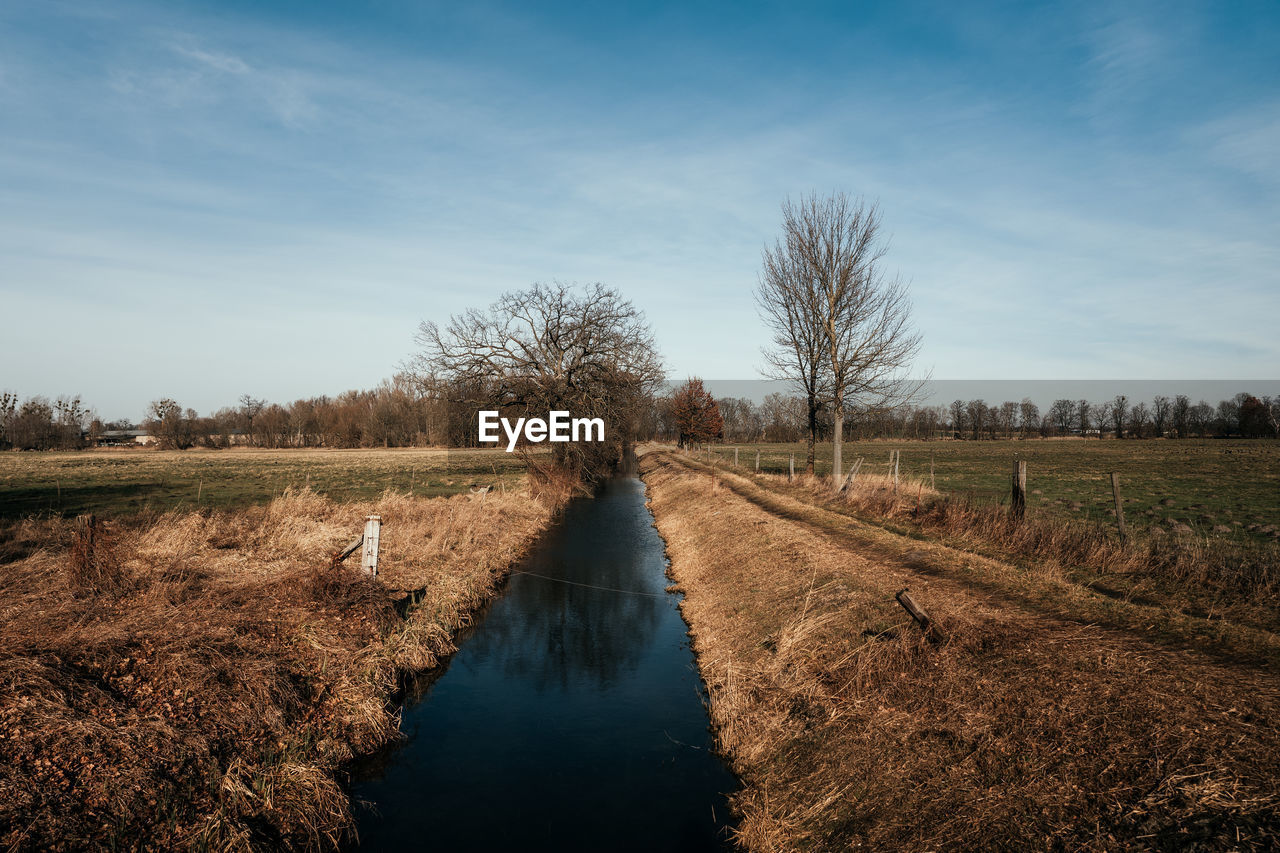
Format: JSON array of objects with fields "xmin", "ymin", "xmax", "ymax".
[
  {"xmin": 789, "ymin": 454, "xmax": 795, "ymax": 482},
  {"xmin": 838, "ymin": 457, "xmax": 863, "ymax": 493},
  {"xmin": 1011, "ymin": 459, "xmax": 1026, "ymax": 521},
  {"xmin": 361, "ymin": 514, "xmax": 382, "ymax": 576},
  {"xmin": 894, "ymin": 451, "xmax": 900, "ymax": 490},
  {"xmin": 1110, "ymin": 472, "xmax": 1127, "ymax": 543},
  {"xmin": 734, "ymin": 447, "xmax": 739, "ymax": 467},
  {"xmin": 755, "ymin": 450, "xmax": 760, "ymax": 473}
]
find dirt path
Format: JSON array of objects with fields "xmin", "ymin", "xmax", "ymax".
[{"xmin": 640, "ymin": 449, "xmax": 1280, "ymax": 851}]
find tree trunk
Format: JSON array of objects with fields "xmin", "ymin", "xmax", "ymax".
[
  {"xmin": 832, "ymin": 405, "xmax": 844, "ymax": 489},
  {"xmin": 806, "ymin": 402, "xmax": 818, "ymax": 474}
]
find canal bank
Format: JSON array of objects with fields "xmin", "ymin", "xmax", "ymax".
[{"xmin": 351, "ymin": 475, "xmax": 737, "ymax": 850}]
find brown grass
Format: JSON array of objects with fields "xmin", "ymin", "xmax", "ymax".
[
  {"xmin": 760, "ymin": 465, "xmax": 1280, "ymax": 637},
  {"xmin": 0, "ymin": 486, "xmax": 555, "ymax": 850},
  {"xmin": 641, "ymin": 449, "xmax": 1280, "ymax": 850}
]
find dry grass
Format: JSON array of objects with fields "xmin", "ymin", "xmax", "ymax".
[
  {"xmin": 641, "ymin": 449, "xmax": 1280, "ymax": 850},
  {"xmin": 743, "ymin": 463, "xmax": 1280, "ymax": 637},
  {"xmin": 0, "ymin": 485, "xmax": 555, "ymax": 850}
]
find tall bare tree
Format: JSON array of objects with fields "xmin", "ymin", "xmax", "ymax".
[
  {"xmin": 757, "ymin": 233, "xmax": 829, "ymax": 473},
  {"xmin": 764, "ymin": 192, "xmax": 922, "ymax": 485},
  {"xmin": 407, "ymin": 282, "xmax": 664, "ymax": 481}
]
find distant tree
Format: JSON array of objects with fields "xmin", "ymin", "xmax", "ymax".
[
  {"xmin": 1019, "ymin": 398, "xmax": 1040, "ymax": 438},
  {"xmin": 672, "ymin": 378, "xmax": 724, "ymax": 447},
  {"xmin": 1078, "ymin": 400, "xmax": 1095, "ymax": 436},
  {"xmin": 949, "ymin": 399, "xmax": 966, "ymax": 438},
  {"xmin": 1109, "ymin": 395, "xmax": 1128, "ymax": 439},
  {"xmin": 1049, "ymin": 399, "xmax": 1074, "ymax": 436},
  {"xmin": 52, "ymin": 395, "xmax": 89, "ymax": 450},
  {"xmin": 9, "ymin": 397, "xmax": 57, "ymax": 450},
  {"xmin": 965, "ymin": 399, "xmax": 988, "ymax": 440},
  {"xmin": 1152, "ymin": 396, "xmax": 1170, "ymax": 437},
  {"xmin": 1265, "ymin": 396, "xmax": 1280, "ymax": 437},
  {"xmin": 1172, "ymin": 394, "xmax": 1191, "ymax": 438},
  {"xmin": 146, "ymin": 398, "xmax": 194, "ymax": 449},
  {"xmin": 0, "ymin": 392, "xmax": 16, "ymax": 449},
  {"xmin": 998, "ymin": 401, "xmax": 1019, "ymax": 438},
  {"xmin": 761, "ymin": 393, "xmax": 805, "ymax": 442},
  {"xmin": 1238, "ymin": 395, "xmax": 1272, "ymax": 437},
  {"xmin": 1216, "ymin": 395, "xmax": 1243, "ymax": 436},
  {"xmin": 1129, "ymin": 402, "xmax": 1149, "ymax": 439},
  {"xmin": 1188, "ymin": 401, "xmax": 1214, "ymax": 436},
  {"xmin": 239, "ymin": 395, "xmax": 266, "ymax": 446},
  {"xmin": 408, "ymin": 281, "xmax": 664, "ymax": 480}
]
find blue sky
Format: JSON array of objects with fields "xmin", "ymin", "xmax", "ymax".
[{"xmin": 2, "ymin": 0, "xmax": 1277, "ymax": 419}]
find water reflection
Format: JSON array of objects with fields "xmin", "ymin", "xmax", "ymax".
[{"xmin": 352, "ymin": 477, "xmax": 736, "ymax": 851}]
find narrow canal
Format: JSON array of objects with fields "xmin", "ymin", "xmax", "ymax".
[{"xmin": 352, "ymin": 474, "xmax": 737, "ymax": 850}]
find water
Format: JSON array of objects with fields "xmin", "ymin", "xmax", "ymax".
[{"xmin": 351, "ymin": 476, "xmax": 737, "ymax": 850}]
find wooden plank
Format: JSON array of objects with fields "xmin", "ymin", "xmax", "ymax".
[
  {"xmin": 895, "ymin": 588, "xmax": 932, "ymax": 633},
  {"xmin": 837, "ymin": 456, "xmax": 863, "ymax": 493},
  {"xmin": 361, "ymin": 515, "xmax": 382, "ymax": 576},
  {"xmin": 332, "ymin": 534, "xmax": 363, "ymax": 567}
]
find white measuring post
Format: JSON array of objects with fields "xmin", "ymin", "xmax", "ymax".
[{"xmin": 361, "ymin": 514, "xmax": 382, "ymax": 576}]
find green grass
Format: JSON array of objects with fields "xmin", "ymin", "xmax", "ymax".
[
  {"xmin": 0, "ymin": 446, "xmax": 532, "ymax": 520},
  {"xmin": 704, "ymin": 438, "xmax": 1280, "ymax": 545}
]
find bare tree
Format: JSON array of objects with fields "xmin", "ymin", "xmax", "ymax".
[
  {"xmin": 1110, "ymin": 394, "xmax": 1129, "ymax": 439},
  {"xmin": 1019, "ymin": 398, "xmax": 1040, "ymax": 438},
  {"xmin": 1049, "ymin": 399, "xmax": 1074, "ymax": 436},
  {"xmin": 407, "ymin": 282, "xmax": 664, "ymax": 481},
  {"xmin": 1172, "ymin": 394, "xmax": 1191, "ymax": 438},
  {"xmin": 758, "ymin": 231, "xmax": 829, "ymax": 473},
  {"xmin": 949, "ymin": 399, "xmax": 966, "ymax": 438},
  {"xmin": 765, "ymin": 192, "xmax": 922, "ymax": 485},
  {"xmin": 1078, "ymin": 400, "xmax": 1094, "ymax": 437},
  {"xmin": 1152, "ymin": 395, "xmax": 1170, "ymax": 437},
  {"xmin": 1129, "ymin": 401, "xmax": 1149, "ymax": 439},
  {"xmin": 239, "ymin": 395, "xmax": 266, "ymax": 446}
]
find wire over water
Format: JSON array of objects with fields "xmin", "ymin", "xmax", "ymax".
[{"xmin": 510, "ymin": 570, "xmax": 671, "ymax": 598}]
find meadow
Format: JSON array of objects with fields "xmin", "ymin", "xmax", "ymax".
[
  {"xmin": 709, "ymin": 438, "xmax": 1280, "ymax": 545},
  {"xmin": 0, "ymin": 447, "xmax": 531, "ymax": 520}
]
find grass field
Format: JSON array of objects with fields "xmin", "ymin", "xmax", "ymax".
[
  {"xmin": 707, "ymin": 439, "xmax": 1280, "ymax": 545},
  {"xmin": 641, "ymin": 449, "xmax": 1280, "ymax": 850},
  {"xmin": 0, "ymin": 472, "xmax": 556, "ymax": 848},
  {"xmin": 0, "ymin": 447, "xmax": 532, "ymax": 520}
]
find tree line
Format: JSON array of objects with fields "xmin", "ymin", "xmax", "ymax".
[{"xmin": 5, "ymin": 384, "xmax": 1276, "ymax": 454}]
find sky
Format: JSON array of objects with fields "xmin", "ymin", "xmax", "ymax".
[{"xmin": 2, "ymin": 0, "xmax": 1278, "ymax": 420}]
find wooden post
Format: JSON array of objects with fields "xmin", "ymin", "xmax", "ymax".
[
  {"xmin": 76, "ymin": 514, "xmax": 97, "ymax": 550},
  {"xmin": 755, "ymin": 450, "xmax": 760, "ymax": 473},
  {"xmin": 838, "ymin": 457, "xmax": 863, "ymax": 492},
  {"xmin": 196, "ymin": 478, "xmax": 203, "ymax": 504},
  {"xmin": 734, "ymin": 447, "xmax": 739, "ymax": 467},
  {"xmin": 893, "ymin": 451, "xmax": 900, "ymax": 490},
  {"xmin": 1011, "ymin": 459, "xmax": 1027, "ymax": 521},
  {"xmin": 930, "ymin": 454, "xmax": 935, "ymax": 490},
  {"xmin": 1110, "ymin": 472, "xmax": 1127, "ymax": 542},
  {"xmin": 361, "ymin": 515, "xmax": 382, "ymax": 576},
  {"xmin": 895, "ymin": 588, "xmax": 936, "ymax": 639},
  {"xmin": 789, "ymin": 454, "xmax": 795, "ymax": 482}
]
